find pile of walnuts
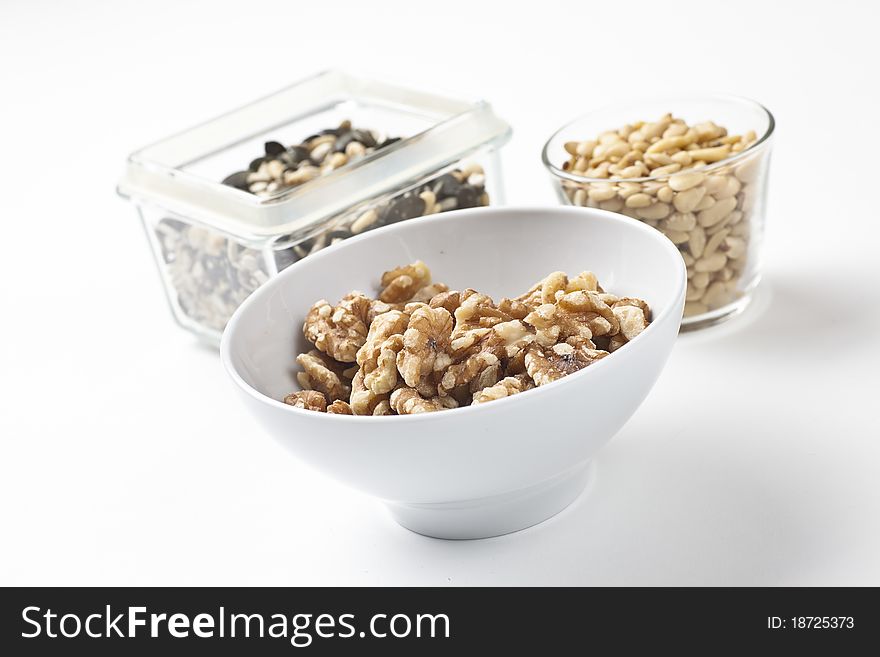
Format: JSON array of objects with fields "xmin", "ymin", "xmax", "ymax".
[{"xmin": 283, "ymin": 262, "xmax": 651, "ymax": 415}]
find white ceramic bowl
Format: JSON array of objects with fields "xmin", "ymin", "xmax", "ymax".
[{"xmin": 221, "ymin": 206, "xmax": 686, "ymax": 539}]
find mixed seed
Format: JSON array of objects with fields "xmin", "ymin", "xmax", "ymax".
[
  {"xmin": 285, "ymin": 161, "xmax": 489, "ymax": 260},
  {"xmin": 153, "ymin": 121, "xmax": 490, "ymax": 339},
  {"xmin": 154, "ymin": 218, "xmax": 269, "ymax": 332},
  {"xmin": 559, "ymin": 114, "xmax": 768, "ymax": 319},
  {"xmin": 221, "ymin": 120, "xmax": 399, "ymax": 197}
]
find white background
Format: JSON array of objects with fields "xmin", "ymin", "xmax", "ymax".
[{"xmin": 2, "ymin": 0, "xmax": 879, "ymax": 586}]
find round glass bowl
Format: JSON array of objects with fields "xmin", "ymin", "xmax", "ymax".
[{"xmin": 542, "ymin": 95, "xmax": 774, "ymax": 330}]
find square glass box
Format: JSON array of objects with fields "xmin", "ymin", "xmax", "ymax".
[{"xmin": 118, "ymin": 71, "xmax": 511, "ymax": 344}]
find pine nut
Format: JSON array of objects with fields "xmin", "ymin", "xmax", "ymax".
[
  {"xmin": 663, "ymin": 123, "xmax": 688, "ymax": 138},
  {"xmin": 685, "ymin": 146, "xmax": 730, "ymax": 162},
  {"xmin": 669, "ymin": 171, "xmax": 706, "ymax": 191},
  {"xmin": 642, "ymin": 119, "xmax": 671, "ymax": 140},
  {"xmin": 636, "ymin": 202, "xmax": 671, "ymax": 220},
  {"xmin": 692, "ymin": 271, "xmax": 710, "ymax": 289},
  {"xmin": 686, "ymin": 284, "xmax": 704, "ymax": 301},
  {"xmin": 619, "ymin": 165, "xmax": 644, "ymax": 178},
  {"xmin": 557, "ymin": 112, "xmax": 768, "ymax": 320},
  {"xmin": 694, "ymin": 252, "xmax": 727, "ymax": 272},
  {"xmin": 673, "ymin": 185, "xmax": 706, "ymax": 213},
  {"xmin": 731, "ymin": 221, "xmax": 750, "ymax": 238},
  {"xmin": 657, "ymin": 185, "xmax": 674, "ymax": 203},
  {"xmin": 577, "ymin": 140, "xmax": 597, "ymax": 157},
  {"xmin": 698, "ymin": 197, "xmax": 738, "ymax": 227},
  {"xmin": 701, "ymin": 281, "xmax": 730, "ymax": 308},
  {"xmin": 647, "ymin": 135, "xmax": 691, "ymax": 153},
  {"xmin": 642, "ymin": 181, "xmax": 665, "ymax": 196},
  {"xmin": 666, "ymin": 211, "xmax": 697, "ymax": 232},
  {"xmin": 645, "ymin": 152, "xmax": 673, "ymax": 167},
  {"xmin": 694, "ymin": 121, "xmax": 725, "ymax": 140},
  {"xmin": 651, "ymin": 163, "xmax": 682, "ymax": 176},
  {"xmin": 689, "ymin": 226, "xmax": 707, "ymax": 259},
  {"xmin": 664, "ymin": 229, "xmax": 690, "ymax": 245},
  {"xmin": 597, "ymin": 142, "xmax": 629, "ymax": 159},
  {"xmin": 599, "ymin": 198, "xmax": 623, "ymax": 211},
  {"xmin": 723, "ymin": 236, "xmax": 747, "ymax": 259},
  {"xmin": 712, "ymin": 175, "xmax": 741, "ymax": 200},
  {"xmin": 695, "ymin": 194, "xmax": 716, "ymax": 211},
  {"xmin": 628, "ymin": 130, "xmax": 646, "ymax": 144},
  {"xmin": 704, "ymin": 175, "xmax": 727, "ymax": 196},
  {"xmin": 625, "ymin": 193, "xmax": 653, "ymax": 208},
  {"xmin": 706, "ymin": 212, "xmax": 735, "ymax": 235},
  {"xmin": 703, "ymin": 228, "xmax": 730, "ymax": 257},
  {"xmin": 671, "ymin": 151, "xmax": 693, "ymax": 166},
  {"xmin": 727, "ymin": 210, "xmax": 744, "ymax": 226},
  {"xmin": 588, "ymin": 183, "xmax": 617, "ymax": 202},
  {"xmin": 617, "ymin": 182, "xmax": 643, "ymax": 199}
]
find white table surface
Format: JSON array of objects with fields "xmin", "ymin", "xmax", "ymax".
[{"xmin": 2, "ymin": 0, "xmax": 879, "ymax": 586}]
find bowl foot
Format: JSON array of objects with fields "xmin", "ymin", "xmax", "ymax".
[{"xmin": 385, "ymin": 462, "xmax": 593, "ymax": 540}]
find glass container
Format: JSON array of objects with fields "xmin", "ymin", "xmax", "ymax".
[
  {"xmin": 542, "ymin": 95, "xmax": 773, "ymax": 330},
  {"xmin": 118, "ymin": 70, "xmax": 511, "ymax": 344}
]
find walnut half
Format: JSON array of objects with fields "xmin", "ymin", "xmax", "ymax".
[
  {"xmin": 525, "ymin": 339, "xmax": 609, "ymax": 387},
  {"xmin": 472, "ymin": 376, "xmax": 525, "ymax": 405},
  {"xmin": 303, "ymin": 293, "xmax": 373, "ymax": 363},
  {"xmin": 390, "ymin": 387, "xmax": 446, "ymax": 414},
  {"xmin": 379, "ymin": 261, "xmax": 432, "ymax": 303},
  {"xmin": 357, "ymin": 310, "xmax": 410, "ymax": 394},
  {"xmin": 397, "ymin": 306, "xmax": 454, "ymax": 388},
  {"xmin": 295, "ymin": 349, "xmax": 351, "ymax": 402},
  {"xmin": 283, "ymin": 390, "xmax": 328, "ymax": 412}
]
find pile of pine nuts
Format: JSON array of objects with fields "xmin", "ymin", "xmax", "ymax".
[{"xmin": 559, "ymin": 114, "xmax": 767, "ymax": 318}]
